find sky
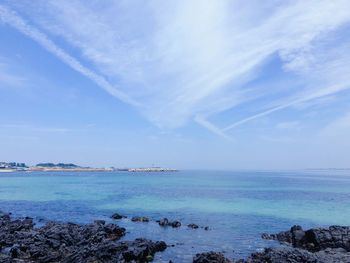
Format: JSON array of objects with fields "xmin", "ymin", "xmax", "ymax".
[{"xmin": 1, "ymin": 0, "xmax": 350, "ymax": 169}]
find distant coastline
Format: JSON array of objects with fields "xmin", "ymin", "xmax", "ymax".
[{"xmin": 0, "ymin": 161, "xmax": 178, "ymax": 173}]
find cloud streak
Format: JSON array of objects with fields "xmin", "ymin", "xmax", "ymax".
[
  {"xmin": 194, "ymin": 116, "xmax": 233, "ymax": 141},
  {"xmin": 223, "ymin": 84, "xmax": 350, "ymax": 131}
]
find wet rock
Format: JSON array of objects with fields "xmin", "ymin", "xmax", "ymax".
[
  {"xmin": 111, "ymin": 213, "xmax": 126, "ymax": 220},
  {"xmin": 131, "ymin": 216, "xmax": 150, "ymax": 222},
  {"xmin": 193, "ymin": 251, "xmax": 232, "ymax": 263},
  {"xmin": 171, "ymin": 221, "xmax": 181, "ymax": 228},
  {"xmin": 188, "ymin": 224, "xmax": 199, "ymax": 229}
]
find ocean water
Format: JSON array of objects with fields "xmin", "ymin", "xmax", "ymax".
[{"xmin": 0, "ymin": 170, "xmax": 350, "ymax": 262}]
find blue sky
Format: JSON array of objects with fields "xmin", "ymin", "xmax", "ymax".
[{"xmin": 1, "ymin": 0, "xmax": 350, "ymax": 169}]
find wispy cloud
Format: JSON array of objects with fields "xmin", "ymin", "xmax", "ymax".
[
  {"xmin": 0, "ymin": 4, "xmax": 138, "ymax": 107},
  {"xmin": 1, "ymin": 1, "xmax": 350, "ymax": 138}
]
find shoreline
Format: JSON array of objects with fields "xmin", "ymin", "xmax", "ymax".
[
  {"xmin": 1, "ymin": 210, "xmax": 349, "ymax": 262},
  {"xmin": 0, "ymin": 168, "xmax": 178, "ymax": 173}
]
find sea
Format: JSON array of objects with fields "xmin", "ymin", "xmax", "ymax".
[{"xmin": 0, "ymin": 170, "xmax": 349, "ymax": 262}]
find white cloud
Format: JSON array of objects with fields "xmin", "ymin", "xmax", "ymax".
[{"xmin": 1, "ymin": 0, "xmax": 350, "ymax": 136}]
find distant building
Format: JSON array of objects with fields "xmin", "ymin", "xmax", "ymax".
[{"xmin": 0, "ymin": 162, "xmax": 28, "ymax": 170}]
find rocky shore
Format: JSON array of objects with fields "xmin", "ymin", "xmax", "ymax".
[
  {"xmin": 1, "ymin": 210, "xmax": 350, "ymax": 262},
  {"xmin": 0, "ymin": 211, "xmax": 166, "ymax": 262}
]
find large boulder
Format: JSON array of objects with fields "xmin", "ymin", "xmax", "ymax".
[{"xmin": 304, "ymin": 226, "xmax": 350, "ymax": 252}]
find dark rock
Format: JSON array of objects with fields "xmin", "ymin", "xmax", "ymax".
[
  {"xmin": 120, "ymin": 238, "xmax": 167, "ymax": 262},
  {"xmin": 157, "ymin": 218, "xmax": 181, "ymax": 228},
  {"xmin": 188, "ymin": 223, "xmax": 199, "ymax": 229},
  {"xmin": 131, "ymin": 216, "xmax": 150, "ymax": 222},
  {"xmin": 254, "ymin": 225, "xmax": 350, "ymax": 263},
  {"xmin": 304, "ymin": 226, "xmax": 350, "ymax": 252},
  {"xmin": 171, "ymin": 221, "xmax": 181, "ymax": 228},
  {"xmin": 241, "ymin": 246, "xmax": 350, "ymax": 263},
  {"xmin": 158, "ymin": 218, "xmax": 169, "ymax": 227},
  {"xmin": 204, "ymin": 226, "xmax": 209, "ymax": 231},
  {"xmin": 193, "ymin": 251, "xmax": 232, "ymax": 263},
  {"xmin": 111, "ymin": 213, "xmax": 126, "ymax": 220},
  {"xmin": 243, "ymin": 246, "xmax": 318, "ymax": 263},
  {"xmin": 263, "ymin": 225, "xmax": 350, "ymax": 252},
  {"xmin": 9, "ymin": 244, "xmax": 20, "ymax": 258},
  {"xmin": 314, "ymin": 247, "xmax": 350, "ymax": 262}
]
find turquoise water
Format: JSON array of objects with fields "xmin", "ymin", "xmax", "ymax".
[{"xmin": 0, "ymin": 170, "xmax": 350, "ymax": 262}]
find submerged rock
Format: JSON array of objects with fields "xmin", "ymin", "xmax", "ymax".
[
  {"xmin": 131, "ymin": 216, "xmax": 150, "ymax": 222},
  {"xmin": 0, "ymin": 212, "xmax": 167, "ymax": 262},
  {"xmin": 193, "ymin": 251, "xmax": 232, "ymax": 263},
  {"xmin": 188, "ymin": 223, "xmax": 199, "ymax": 229}
]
